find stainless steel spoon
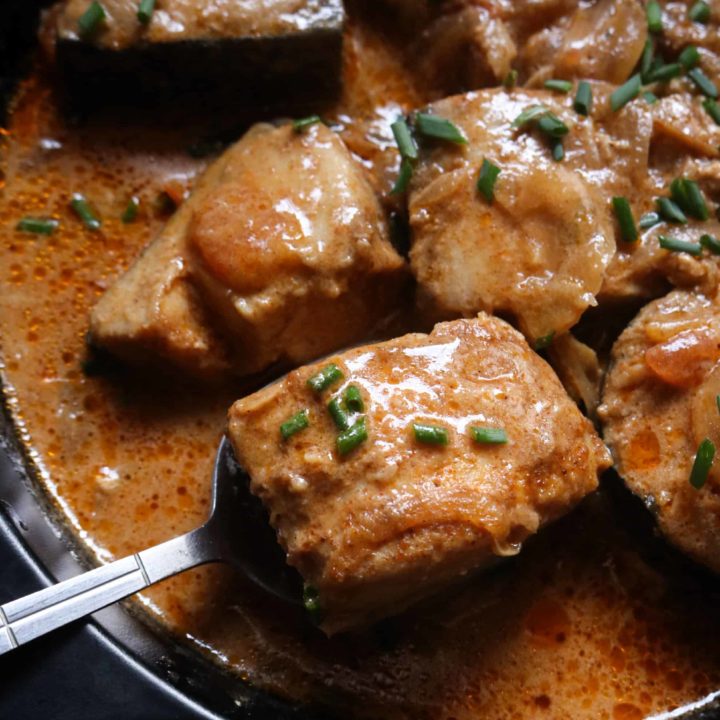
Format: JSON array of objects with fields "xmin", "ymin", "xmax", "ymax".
[{"xmin": 0, "ymin": 436, "xmax": 302, "ymax": 655}]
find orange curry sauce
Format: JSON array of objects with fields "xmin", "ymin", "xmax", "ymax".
[{"xmin": 2, "ymin": 10, "xmax": 720, "ymax": 720}]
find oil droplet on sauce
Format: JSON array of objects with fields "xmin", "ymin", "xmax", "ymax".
[
  {"xmin": 525, "ymin": 597, "xmax": 570, "ymax": 646},
  {"xmin": 625, "ymin": 428, "xmax": 660, "ymax": 471}
]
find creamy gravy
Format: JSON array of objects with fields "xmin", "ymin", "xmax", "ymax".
[{"xmin": 2, "ymin": 9, "xmax": 720, "ymax": 720}]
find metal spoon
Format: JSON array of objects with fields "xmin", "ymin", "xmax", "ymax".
[{"xmin": 0, "ymin": 436, "xmax": 302, "ymax": 655}]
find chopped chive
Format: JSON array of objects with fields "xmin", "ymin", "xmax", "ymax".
[
  {"xmin": 612, "ymin": 197, "xmax": 638, "ymax": 242},
  {"xmin": 337, "ymin": 417, "xmax": 368, "ymax": 456},
  {"xmin": 700, "ymin": 234, "xmax": 720, "ymax": 254},
  {"xmin": 16, "ymin": 217, "xmax": 58, "ymax": 235},
  {"xmin": 391, "ymin": 118, "xmax": 418, "ymax": 161},
  {"xmin": 550, "ymin": 137, "xmax": 564, "ymax": 161},
  {"xmin": 302, "ymin": 585, "xmax": 323, "ymax": 623},
  {"xmin": 415, "ymin": 113, "xmax": 468, "ymax": 144},
  {"xmin": 121, "ymin": 196, "xmax": 139, "ymax": 223},
  {"xmin": 470, "ymin": 426, "xmax": 508, "ymax": 445},
  {"xmin": 537, "ymin": 113, "xmax": 569, "ymax": 137},
  {"xmin": 544, "ymin": 79, "xmax": 573, "ymax": 93},
  {"xmin": 293, "ymin": 115, "xmax": 322, "ymax": 132},
  {"xmin": 647, "ymin": 62, "xmax": 682, "ymax": 83},
  {"xmin": 611, "ymin": 74, "xmax": 642, "ymax": 111},
  {"xmin": 412, "ymin": 423, "xmax": 449, "ymax": 445},
  {"xmin": 512, "ymin": 105, "xmax": 550, "ymax": 128},
  {"xmin": 327, "ymin": 397, "xmax": 351, "ymax": 431},
  {"xmin": 343, "ymin": 385, "xmax": 364, "ymax": 413},
  {"xmin": 703, "ymin": 98, "xmax": 720, "ymax": 125},
  {"xmin": 643, "ymin": 91, "xmax": 659, "ymax": 104},
  {"xmin": 477, "ymin": 158, "xmax": 501, "ymax": 203},
  {"xmin": 70, "ymin": 193, "xmax": 101, "ymax": 231},
  {"xmin": 688, "ymin": 68, "xmax": 718, "ymax": 98},
  {"xmin": 689, "ymin": 1, "xmax": 711, "ymax": 23},
  {"xmin": 78, "ymin": 1, "xmax": 106, "ymax": 38},
  {"xmin": 646, "ymin": 0, "xmax": 663, "ymax": 32},
  {"xmin": 716, "ymin": 394, "xmax": 720, "ymax": 413},
  {"xmin": 684, "ymin": 179, "xmax": 709, "ymax": 220},
  {"xmin": 639, "ymin": 211, "xmax": 661, "ymax": 229},
  {"xmin": 658, "ymin": 235, "xmax": 702, "ymax": 255},
  {"xmin": 391, "ymin": 157, "xmax": 413, "ymax": 195},
  {"xmin": 573, "ymin": 81, "xmax": 593, "ymax": 116},
  {"xmin": 307, "ymin": 363, "xmax": 344, "ymax": 394},
  {"xmin": 679, "ymin": 45, "xmax": 700, "ymax": 70},
  {"xmin": 280, "ymin": 410, "xmax": 309, "ymax": 440},
  {"xmin": 534, "ymin": 331, "xmax": 555, "ymax": 351},
  {"xmin": 689, "ymin": 438, "xmax": 715, "ymax": 489},
  {"xmin": 656, "ymin": 197, "xmax": 688, "ymax": 224},
  {"xmin": 640, "ymin": 38, "xmax": 655, "ymax": 81},
  {"xmin": 137, "ymin": 0, "xmax": 155, "ymax": 24},
  {"xmin": 670, "ymin": 177, "xmax": 692, "ymax": 212},
  {"xmin": 503, "ymin": 69, "xmax": 518, "ymax": 89}
]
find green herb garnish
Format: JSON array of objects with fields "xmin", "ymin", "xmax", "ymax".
[
  {"xmin": 640, "ymin": 39, "xmax": 655, "ymax": 81},
  {"xmin": 610, "ymin": 74, "xmax": 642, "ymax": 111},
  {"xmin": 78, "ymin": 1, "xmax": 106, "ymax": 38},
  {"xmin": 612, "ymin": 197, "xmax": 638, "ymax": 242},
  {"xmin": 544, "ymin": 79, "xmax": 573, "ymax": 94},
  {"xmin": 70, "ymin": 193, "xmax": 101, "ymax": 231},
  {"xmin": 337, "ymin": 417, "xmax": 368, "ymax": 456},
  {"xmin": 16, "ymin": 217, "xmax": 58, "ymax": 235},
  {"xmin": 293, "ymin": 115, "xmax": 323, "ymax": 132},
  {"xmin": 647, "ymin": 62, "xmax": 682, "ymax": 83},
  {"xmin": 550, "ymin": 138, "xmax": 564, "ymax": 162},
  {"xmin": 646, "ymin": 0, "xmax": 663, "ymax": 32},
  {"xmin": 688, "ymin": 68, "xmax": 718, "ymax": 98},
  {"xmin": 121, "ymin": 196, "xmax": 140, "ymax": 223},
  {"xmin": 415, "ymin": 113, "xmax": 467, "ymax": 144},
  {"xmin": 679, "ymin": 45, "xmax": 700, "ymax": 70},
  {"xmin": 639, "ymin": 211, "xmax": 661, "ymax": 229},
  {"xmin": 512, "ymin": 105, "xmax": 551, "ymax": 128},
  {"xmin": 690, "ymin": 438, "xmax": 715, "ymax": 489},
  {"xmin": 137, "ymin": 0, "xmax": 155, "ymax": 24},
  {"xmin": 656, "ymin": 197, "xmax": 688, "ymax": 224},
  {"xmin": 412, "ymin": 423, "xmax": 449, "ymax": 445},
  {"xmin": 280, "ymin": 410, "xmax": 309, "ymax": 440},
  {"xmin": 327, "ymin": 397, "xmax": 351, "ymax": 431},
  {"xmin": 477, "ymin": 159, "xmax": 501, "ymax": 203},
  {"xmin": 689, "ymin": 1, "xmax": 711, "ymax": 23},
  {"xmin": 573, "ymin": 81, "xmax": 593, "ymax": 116},
  {"xmin": 703, "ymin": 98, "xmax": 720, "ymax": 125},
  {"xmin": 503, "ymin": 69, "xmax": 518, "ymax": 89},
  {"xmin": 391, "ymin": 118, "xmax": 418, "ymax": 161},
  {"xmin": 658, "ymin": 235, "xmax": 702, "ymax": 255},
  {"xmin": 700, "ymin": 234, "xmax": 720, "ymax": 254},
  {"xmin": 307, "ymin": 363, "xmax": 344, "ymax": 394},
  {"xmin": 344, "ymin": 385, "xmax": 364, "ymax": 413},
  {"xmin": 534, "ymin": 332, "xmax": 555, "ymax": 351},
  {"xmin": 391, "ymin": 158, "xmax": 413, "ymax": 195},
  {"xmin": 470, "ymin": 426, "xmax": 508, "ymax": 445},
  {"xmin": 643, "ymin": 91, "xmax": 659, "ymax": 104}
]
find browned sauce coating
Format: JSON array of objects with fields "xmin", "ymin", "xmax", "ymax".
[{"xmin": 3, "ymin": 3, "xmax": 720, "ymax": 719}]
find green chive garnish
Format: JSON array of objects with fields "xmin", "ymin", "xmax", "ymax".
[
  {"xmin": 477, "ymin": 159, "xmax": 501, "ymax": 203},
  {"xmin": 640, "ymin": 39, "xmax": 655, "ymax": 81},
  {"xmin": 343, "ymin": 385, "xmax": 364, "ymax": 413},
  {"xmin": 551, "ymin": 138, "xmax": 564, "ymax": 162},
  {"xmin": 703, "ymin": 98, "xmax": 720, "ymax": 125},
  {"xmin": 307, "ymin": 363, "xmax": 344, "ymax": 394},
  {"xmin": 327, "ymin": 397, "xmax": 351, "ymax": 431},
  {"xmin": 121, "ymin": 196, "xmax": 139, "ymax": 223},
  {"xmin": 689, "ymin": 1, "xmax": 710, "ymax": 23},
  {"xmin": 391, "ymin": 158, "xmax": 413, "ymax": 195},
  {"xmin": 573, "ymin": 81, "xmax": 593, "ymax": 116},
  {"xmin": 684, "ymin": 179, "xmax": 709, "ymax": 220},
  {"xmin": 656, "ymin": 197, "xmax": 688, "ymax": 224},
  {"xmin": 688, "ymin": 68, "xmax": 718, "ymax": 98},
  {"xmin": 137, "ymin": 0, "xmax": 155, "ymax": 24},
  {"xmin": 280, "ymin": 410, "xmax": 309, "ymax": 440},
  {"xmin": 658, "ymin": 235, "xmax": 702, "ymax": 255},
  {"xmin": 611, "ymin": 74, "xmax": 641, "ymax": 111},
  {"xmin": 415, "ymin": 113, "xmax": 468, "ymax": 144},
  {"xmin": 503, "ymin": 69, "xmax": 518, "ymax": 89},
  {"xmin": 537, "ymin": 113, "xmax": 569, "ymax": 137},
  {"xmin": 700, "ymin": 234, "xmax": 720, "ymax": 254},
  {"xmin": 512, "ymin": 105, "xmax": 550, "ymax": 128},
  {"xmin": 679, "ymin": 45, "xmax": 700, "ymax": 70},
  {"xmin": 470, "ymin": 426, "xmax": 508, "ymax": 445},
  {"xmin": 303, "ymin": 585, "xmax": 323, "ymax": 623},
  {"xmin": 639, "ymin": 211, "xmax": 661, "ymax": 229},
  {"xmin": 534, "ymin": 331, "xmax": 555, "ymax": 351},
  {"xmin": 337, "ymin": 417, "xmax": 368, "ymax": 456},
  {"xmin": 716, "ymin": 394, "xmax": 720, "ymax": 413},
  {"xmin": 70, "ymin": 193, "xmax": 101, "ymax": 231},
  {"xmin": 78, "ymin": 1, "xmax": 106, "ymax": 38},
  {"xmin": 412, "ymin": 423, "xmax": 449, "ymax": 445},
  {"xmin": 646, "ymin": 0, "xmax": 663, "ymax": 32},
  {"xmin": 612, "ymin": 197, "xmax": 638, "ymax": 242},
  {"xmin": 293, "ymin": 115, "xmax": 322, "ymax": 132},
  {"xmin": 648, "ymin": 62, "xmax": 682, "ymax": 83},
  {"xmin": 16, "ymin": 217, "xmax": 58, "ymax": 235},
  {"xmin": 391, "ymin": 118, "xmax": 418, "ymax": 161},
  {"xmin": 690, "ymin": 438, "xmax": 715, "ymax": 489},
  {"xmin": 643, "ymin": 91, "xmax": 659, "ymax": 104},
  {"xmin": 544, "ymin": 79, "xmax": 573, "ymax": 93}
]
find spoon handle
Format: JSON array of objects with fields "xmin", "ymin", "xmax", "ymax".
[{"xmin": 0, "ymin": 525, "xmax": 215, "ymax": 655}]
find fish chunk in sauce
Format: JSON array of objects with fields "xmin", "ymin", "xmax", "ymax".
[
  {"xmin": 90, "ymin": 122, "xmax": 407, "ymax": 378},
  {"xmin": 599, "ymin": 289, "xmax": 720, "ymax": 573},
  {"xmin": 228, "ymin": 314, "xmax": 610, "ymax": 635}
]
